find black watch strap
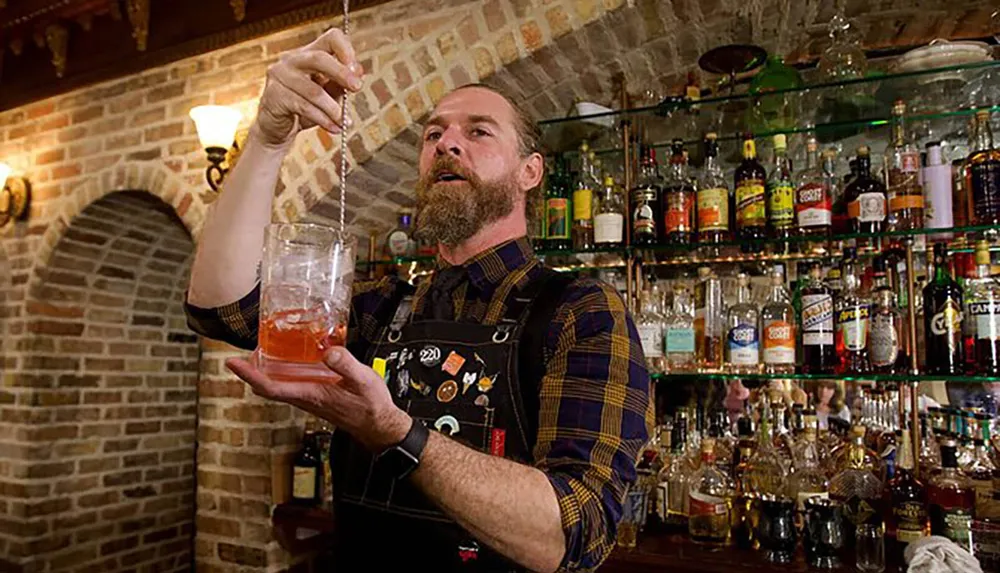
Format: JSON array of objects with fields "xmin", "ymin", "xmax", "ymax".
[{"xmin": 380, "ymin": 418, "xmax": 429, "ymax": 480}]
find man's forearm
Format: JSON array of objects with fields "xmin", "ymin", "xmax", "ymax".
[
  {"xmin": 411, "ymin": 431, "xmax": 566, "ymax": 572},
  {"xmin": 187, "ymin": 129, "xmax": 292, "ymax": 308}
]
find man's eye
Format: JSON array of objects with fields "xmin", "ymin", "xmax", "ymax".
[
  {"xmin": 471, "ymin": 128, "xmax": 491, "ymax": 137},
  {"xmin": 425, "ymin": 131, "xmax": 441, "ymax": 141}
]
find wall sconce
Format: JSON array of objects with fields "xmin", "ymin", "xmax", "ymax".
[
  {"xmin": 0, "ymin": 163, "xmax": 31, "ymax": 227},
  {"xmin": 189, "ymin": 105, "xmax": 243, "ymax": 192}
]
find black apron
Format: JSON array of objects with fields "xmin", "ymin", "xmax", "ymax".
[{"xmin": 330, "ymin": 272, "xmax": 559, "ymax": 571}]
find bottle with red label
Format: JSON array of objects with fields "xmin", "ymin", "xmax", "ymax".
[
  {"xmin": 761, "ymin": 264, "xmax": 796, "ymax": 374},
  {"xmin": 688, "ymin": 438, "xmax": 732, "ymax": 545},
  {"xmin": 835, "ymin": 248, "xmax": 872, "ymax": 374},
  {"xmin": 795, "ymin": 137, "xmax": 833, "ymax": 248},
  {"xmin": 662, "ymin": 139, "xmax": 697, "ymax": 244}
]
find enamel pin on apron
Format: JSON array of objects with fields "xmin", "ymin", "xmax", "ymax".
[
  {"xmin": 434, "ymin": 415, "xmax": 459, "ymax": 436},
  {"xmin": 436, "ymin": 379, "xmax": 458, "ymax": 403},
  {"xmin": 419, "ymin": 345, "xmax": 442, "ymax": 367},
  {"xmin": 441, "ymin": 351, "xmax": 466, "ymax": 376},
  {"xmin": 461, "ymin": 371, "xmax": 478, "ymax": 395},
  {"xmin": 474, "ymin": 394, "xmax": 489, "ymax": 408}
]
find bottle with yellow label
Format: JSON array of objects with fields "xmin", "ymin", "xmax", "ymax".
[
  {"xmin": 697, "ymin": 133, "xmax": 730, "ymax": 253},
  {"xmin": 292, "ymin": 431, "xmax": 323, "ymax": 506},
  {"xmin": 735, "ymin": 134, "xmax": 767, "ymax": 253},
  {"xmin": 924, "ymin": 242, "xmax": 965, "ymax": 375},
  {"xmin": 572, "ymin": 144, "xmax": 596, "ymax": 251},
  {"xmin": 766, "ymin": 134, "xmax": 795, "ymax": 249}
]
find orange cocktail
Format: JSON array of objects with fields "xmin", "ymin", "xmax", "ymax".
[{"xmin": 254, "ymin": 224, "xmax": 355, "ymax": 382}]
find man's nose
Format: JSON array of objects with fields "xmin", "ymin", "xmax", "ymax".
[{"xmin": 435, "ymin": 128, "xmax": 462, "ymax": 157}]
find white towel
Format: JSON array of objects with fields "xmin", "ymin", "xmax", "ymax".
[{"xmin": 904, "ymin": 536, "xmax": 983, "ymax": 573}]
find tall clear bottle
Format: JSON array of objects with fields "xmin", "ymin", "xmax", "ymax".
[
  {"xmin": 637, "ymin": 281, "xmax": 667, "ymax": 374},
  {"xmin": 631, "ymin": 146, "xmax": 662, "ymax": 247},
  {"xmin": 662, "ymin": 413, "xmax": 693, "ymax": 528},
  {"xmin": 747, "ymin": 404, "xmax": 790, "ymax": 498},
  {"xmin": 572, "ymin": 145, "xmax": 596, "ymax": 251},
  {"xmin": 789, "ymin": 424, "xmax": 830, "ymax": 512},
  {"xmin": 835, "ymin": 249, "xmax": 872, "ymax": 374},
  {"xmin": 666, "ymin": 286, "xmax": 696, "ymax": 372},
  {"xmin": 726, "ymin": 273, "xmax": 761, "ymax": 374},
  {"xmin": 795, "ymin": 137, "xmax": 833, "ymax": 249},
  {"xmin": 968, "ymin": 239, "xmax": 1000, "ymax": 375},
  {"xmin": 967, "ymin": 110, "xmax": 1000, "ymax": 226},
  {"xmin": 594, "ymin": 175, "xmax": 625, "ymax": 248},
  {"xmin": 698, "ymin": 133, "xmax": 731, "ymax": 255},
  {"xmin": 761, "ymin": 265, "xmax": 797, "ymax": 374},
  {"xmin": 662, "ymin": 139, "xmax": 697, "ymax": 244},
  {"xmin": 884, "ymin": 99, "xmax": 925, "ymax": 233},
  {"xmin": 695, "ymin": 268, "xmax": 725, "ymax": 370},
  {"xmin": 688, "ymin": 438, "xmax": 733, "ymax": 545}
]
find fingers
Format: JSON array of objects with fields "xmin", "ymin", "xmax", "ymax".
[
  {"xmin": 311, "ymin": 28, "xmax": 359, "ymax": 74},
  {"xmin": 268, "ymin": 66, "xmax": 348, "ymax": 132},
  {"xmin": 322, "ymin": 347, "xmax": 382, "ymax": 391},
  {"xmin": 287, "ymin": 49, "xmax": 363, "ymax": 92}
]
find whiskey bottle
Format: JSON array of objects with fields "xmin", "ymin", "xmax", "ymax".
[
  {"xmin": 968, "ymin": 240, "xmax": 1000, "ymax": 375},
  {"xmin": 735, "ymin": 134, "xmax": 767, "ymax": 252},
  {"xmin": 835, "ymin": 249, "xmax": 872, "ymax": 374},
  {"xmin": 662, "ymin": 139, "xmax": 697, "ymax": 244},
  {"xmin": 571, "ymin": 145, "xmax": 596, "ymax": 251},
  {"xmin": 795, "ymin": 137, "xmax": 833, "ymax": 245},
  {"xmin": 767, "ymin": 134, "xmax": 796, "ymax": 245},
  {"xmin": 829, "ymin": 426, "xmax": 884, "ymax": 538},
  {"xmin": 687, "ymin": 438, "xmax": 733, "ymax": 546},
  {"xmin": 662, "ymin": 415, "xmax": 692, "ymax": 528},
  {"xmin": 801, "ymin": 263, "xmax": 837, "ymax": 374},
  {"xmin": 697, "ymin": 133, "xmax": 731, "ymax": 253},
  {"xmin": 886, "ymin": 428, "xmax": 928, "ymax": 560},
  {"xmin": 929, "ymin": 440, "xmax": 975, "ymax": 554},
  {"xmin": 967, "ymin": 110, "xmax": 1000, "ymax": 226},
  {"xmin": 924, "ymin": 242, "xmax": 965, "ymax": 375},
  {"xmin": 788, "ymin": 425, "xmax": 830, "ymax": 511},
  {"xmin": 967, "ymin": 414, "xmax": 999, "ymax": 519},
  {"xmin": 870, "ymin": 256, "xmax": 904, "ymax": 373},
  {"xmin": 593, "ymin": 175, "xmax": 625, "ymax": 248},
  {"xmin": 291, "ymin": 431, "xmax": 323, "ymax": 506},
  {"xmin": 544, "ymin": 156, "xmax": 572, "ymax": 251},
  {"xmin": 884, "ymin": 99, "xmax": 925, "ymax": 232},
  {"xmin": 845, "ymin": 146, "xmax": 887, "ymax": 251},
  {"xmin": 725, "ymin": 273, "xmax": 761, "ymax": 374},
  {"xmin": 631, "ymin": 145, "xmax": 662, "ymax": 247},
  {"xmin": 761, "ymin": 264, "xmax": 797, "ymax": 374},
  {"xmin": 695, "ymin": 268, "xmax": 725, "ymax": 370}
]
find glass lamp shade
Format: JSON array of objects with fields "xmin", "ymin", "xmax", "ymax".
[
  {"xmin": 189, "ymin": 105, "xmax": 242, "ymax": 151},
  {"xmin": 0, "ymin": 162, "xmax": 11, "ymax": 190}
]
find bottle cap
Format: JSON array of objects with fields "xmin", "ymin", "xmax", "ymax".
[
  {"xmin": 976, "ymin": 240, "xmax": 991, "ymax": 266},
  {"xmin": 773, "ymin": 134, "xmax": 787, "ymax": 150},
  {"xmin": 705, "ymin": 132, "xmax": 718, "ymax": 142},
  {"xmin": 857, "ymin": 145, "xmax": 870, "ymax": 157}
]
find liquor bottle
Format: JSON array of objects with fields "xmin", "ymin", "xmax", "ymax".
[
  {"xmin": 829, "ymin": 426, "xmax": 884, "ymax": 538},
  {"xmin": 968, "ymin": 414, "xmax": 999, "ymax": 518},
  {"xmin": 735, "ymin": 134, "xmax": 767, "ymax": 252},
  {"xmin": 666, "ymin": 286, "xmax": 696, "ymax": 372},
  {"xmin": 731, "ymin": 413, "xmax": 757, "ymax": 549},
  {"xmin": 662, "ymin": 414, "xmax": 692, "ymax": 527},
  {"xmin": 870, "ymin": 256, "xmax": 905, "ymax": 373},
  {"xmin": 924, "ymin": 242, "xmax": 965, "ymax": 375},
  {"xmin": 697, "ymin": 133, "xmax": 731, "ymax": 254},
  {"xmin": 918, "ymin": 413, "xmax": 942, "ymax": 478},
  {"xmin": 688, "ymin": 438, "xmax": 733, "ymax": 545},
  {"xmin": 747, "ymin": 404, "xmax": 790, "ymax": 497},
  {"xmin": 386, "ymin": 209, "xmax": 417, "ymax": 258},
  {"xmin": 662, "ymin": 139, "xmax": 697, "ymax": 244},
  {"xmin": 761, "ymin": 264, "xmax": 796, "ymax": 374},
  {"xmin": 571, "ymin": 145, "xmax": 596, "ymax": 251},
  {"xmin": 636, "ymin": 281, "xmax": 667, "ymax": 374},
  {"xmin": 923, "ymin": 141, "xmax": 954, "ymax": 238},
  {"xmin": 544, "ymin": 156, "xmax": 571, "ymax": 251},
  {"xmin": 788, "ymin": 425, "xmax": 830, "ymax": 511},
  {"xmin": 795, "ymin": 137, "xmax": 833, "ymax": 245},
  {"xmin": 631, "ymin": 146, "xmax": 662, "ymax": 247},
  {"xmin": 801, "ymin": 264, "xmax": 837, "ymax": 374},
  {"xmin": 835, "ymin": 249, "xmax": 872, "ymax": 374},
  {"xmin": 291, "ymin": 431, "xmax": 323, "ymax": 506},
  {"xmin": 767, "ymin": 134, "xmax": 796, "ymax": 247},
  {"xmin": 845, "ymin": 146, "xmax": 887, "ymax": 250},
  {"xmin": 695, "ymin": 268, "xmax": 725, "ymax": 370},
  {"xmin": 832, "ymin": 151, "xmax": 852, "ymax": 236},
  {"xmin": 969, "ymin": 240, "xmax": 1000, "ymax": 375},
  {"xmin": 929, "ymin": 440, "xmax": 976, "ymax": 554},
  {"xmin": 886, "ymin": 428, "xmax": 929, "ymax": 560},
  {"xmin": 884, "ymin": 99, "xmax": 925, "ymax": 232},
  {"xmin": 594, "ymin": 175, "xmax": 625, "ymax": 248},
  {"xmin": 967, "ymin": 110, "xmax": 1000, "ymax": 226},
  {"xmin": 725, "ymin": 273, "xmax": 761, "ymax": 374}
]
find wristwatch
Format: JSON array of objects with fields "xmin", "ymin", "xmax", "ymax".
[{"xmin": 376, "ymin": 418, "xmax": 429, "ymax": 480}]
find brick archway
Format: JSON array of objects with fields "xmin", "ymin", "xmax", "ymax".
[{"xmin": 7, "ymin": 190, "xmax": 199, "ymax": 573}]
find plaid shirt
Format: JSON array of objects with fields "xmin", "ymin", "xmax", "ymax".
[{"xmin": 185, "ymin": 237, "xmax": 653, "ymax": 572}]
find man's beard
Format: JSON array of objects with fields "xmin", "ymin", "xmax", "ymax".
[{"xmin": 414, "ymin": 156, "xmax": 518, "ymax": 248}]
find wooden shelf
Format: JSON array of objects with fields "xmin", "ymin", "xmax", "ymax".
[{"xmin": 271, "ymin": 503, "xmax": 334, "ymax": 554}]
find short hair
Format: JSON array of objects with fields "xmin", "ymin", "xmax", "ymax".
[{"xmin": 450, "ymin": 83, "xmax": 545, "ymax": 220}]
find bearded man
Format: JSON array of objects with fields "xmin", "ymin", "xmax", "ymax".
[{"xmin": 185, "ymin": 26, "xmax": 652, "ymax": 573}]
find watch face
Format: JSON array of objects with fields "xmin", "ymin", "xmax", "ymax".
[{"xmin": 384, "ymin": 446, "xmax": 420, "ymax": 479}]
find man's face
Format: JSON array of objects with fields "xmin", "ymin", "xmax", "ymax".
[{"xmin": 415, "ymin": 87, "xmax": 534, "ymax": 247}]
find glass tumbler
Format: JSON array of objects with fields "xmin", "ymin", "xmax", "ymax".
[
  {"xmin": 756, "ymin": 495, "xmax": 797, "ymax": 563},
  {"xmin": 254, "ymin": 223, "xmax": 356, "ymax": 382},
  {"xmin": 804, "ymin": 497, "xmax": 844, "ymax": 569},
  {"xmin": 856, "ymin": 522, "xmax": 886, "ymax": 573},
  {"xmin": 617, "ymin": 480, "xmax": 650, "ymax": 550}
]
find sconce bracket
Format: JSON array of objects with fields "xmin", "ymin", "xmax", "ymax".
[
  {"xmin": 205, "ymin": 146, "xmax": 229, "ymax": 192},
  {"xmin": 0, "ymin": 177, "xmax": 31, "ymax": 227}
]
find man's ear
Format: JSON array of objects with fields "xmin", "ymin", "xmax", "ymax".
[{"xmin": 519, "ymin": 152, "xmax": 544, "ymax": 192}]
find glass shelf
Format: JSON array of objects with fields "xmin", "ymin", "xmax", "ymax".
[{"xmin": 650, "ymin": 372, "xmax": 1000, "ymax": 384}]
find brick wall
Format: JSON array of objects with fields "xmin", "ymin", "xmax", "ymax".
[{"xmin": 0, "ymin": 0, "xmax": 995, "ymax": 571}]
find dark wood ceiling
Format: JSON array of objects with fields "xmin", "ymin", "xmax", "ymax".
[{"xmin": 0, "ymin": 0, "xmax": 393, "ymax": 111}]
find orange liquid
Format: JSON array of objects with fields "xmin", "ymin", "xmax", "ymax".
[{"xmin": 259, "ymin": 310, "xmax": 347, "ymax": 363}]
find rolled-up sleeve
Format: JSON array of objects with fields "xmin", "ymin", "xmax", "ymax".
[
  {"xmin": 533, "ymin": 279, "xmax": 653, "ymax": 572},
  {"xmin": 184, "ymin": 283, "xmax": 261, "ymax": 351}
]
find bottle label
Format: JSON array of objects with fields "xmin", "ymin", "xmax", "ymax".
[
  {"xmin": 971, "ymin": 162, "xmax": 1000, "ymax": 214},
  {"xmin": 293, "ymin": 466, "xmax": 317, "ymax": 500},
  {"xmin": 836, "ymin": 305, "xmax": 870, "ymax": 352},
  {"xmin": 637, "ymin": 323, "xmax": 664, "ymax": 358},
  {"xmin": 894, "ymin": 501, "xmax": 928, "ymax": 544},
  {"xmin": 802, "ymin": 294, "xmax": 834, "ymax": 346},
  {"xmin": 664, "ymin": 192, "xmax": 694, "ymax": 233},
  {"xmin": 767, "ymin": 183, "xmax": 795, "ymax": 228},
  {"xmin": 931, "ymin": 506, "xmax": 973, "ymax": 547},
  {"xmin": 572, "ymin": 188, "xmax": 593, "ymax": 221},
  {"xmin": 889, "ymin": 194, "xmax": 925, "ymax": 213},
  {"xmin": 735, "ymin": 181, "xmax": 766, "ymax": 228},
  {"xmin": 842, "ymin": 496, "xmax": 879, "ymax": 527},
  {"xmin": 797, "ymin": 182, "xmax": 832, "ymax": 228},
  {"xmin": 763, "ymin": 319, "xmax": 795, "ymax": 364},
  {"xmin": 796, "ymin": 491, "xmax": 828, "ymax": 511},
  {"xmin": 697, "ymin": 187, "xmax": 729, "ymax": 232},
  {"xmin": 971, "ymin": 300, "xmax": 1000, "ymax": 341},
  {"xmin": 870, "ymin": 313, "xmax": 899, "ymax": 367},
  {"xmin": 546, "ymin": 198, "xmax": 570, "ymax": 239},
  {"xmin": 666, "ymin": 327, "xmax": 695, "ymax": 354},
  {"xmin": 848, "ymin": 192, "xmax": 886, "ymax": 223},
  {"xmin": 689, "ymin": 490, "xmax": 728, "ymax": 516},
  {"xmin": 727, "ymin": 324, "xmax": 759, "ymax": 365},
  {"xmin": 387, "ymin": 230, "xmax": 411, "ymax": 256},
  {"xmin": 632, "ymin": 190, "xmax": 657, "ymax": 237},
  {"xmin": 901, "ymin": 151, "xmax": 921, "ymax": 173},
  {"xmin": 930, "ymin": 299, "xmax": 963, "ymax": 339},
  {"xmin": 594, "ymin": 213, "xmax": 624, "ymax": 244},
  {"xmin": 656, "ymin": 483, "xmax": 668, "ymax": 520}
]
